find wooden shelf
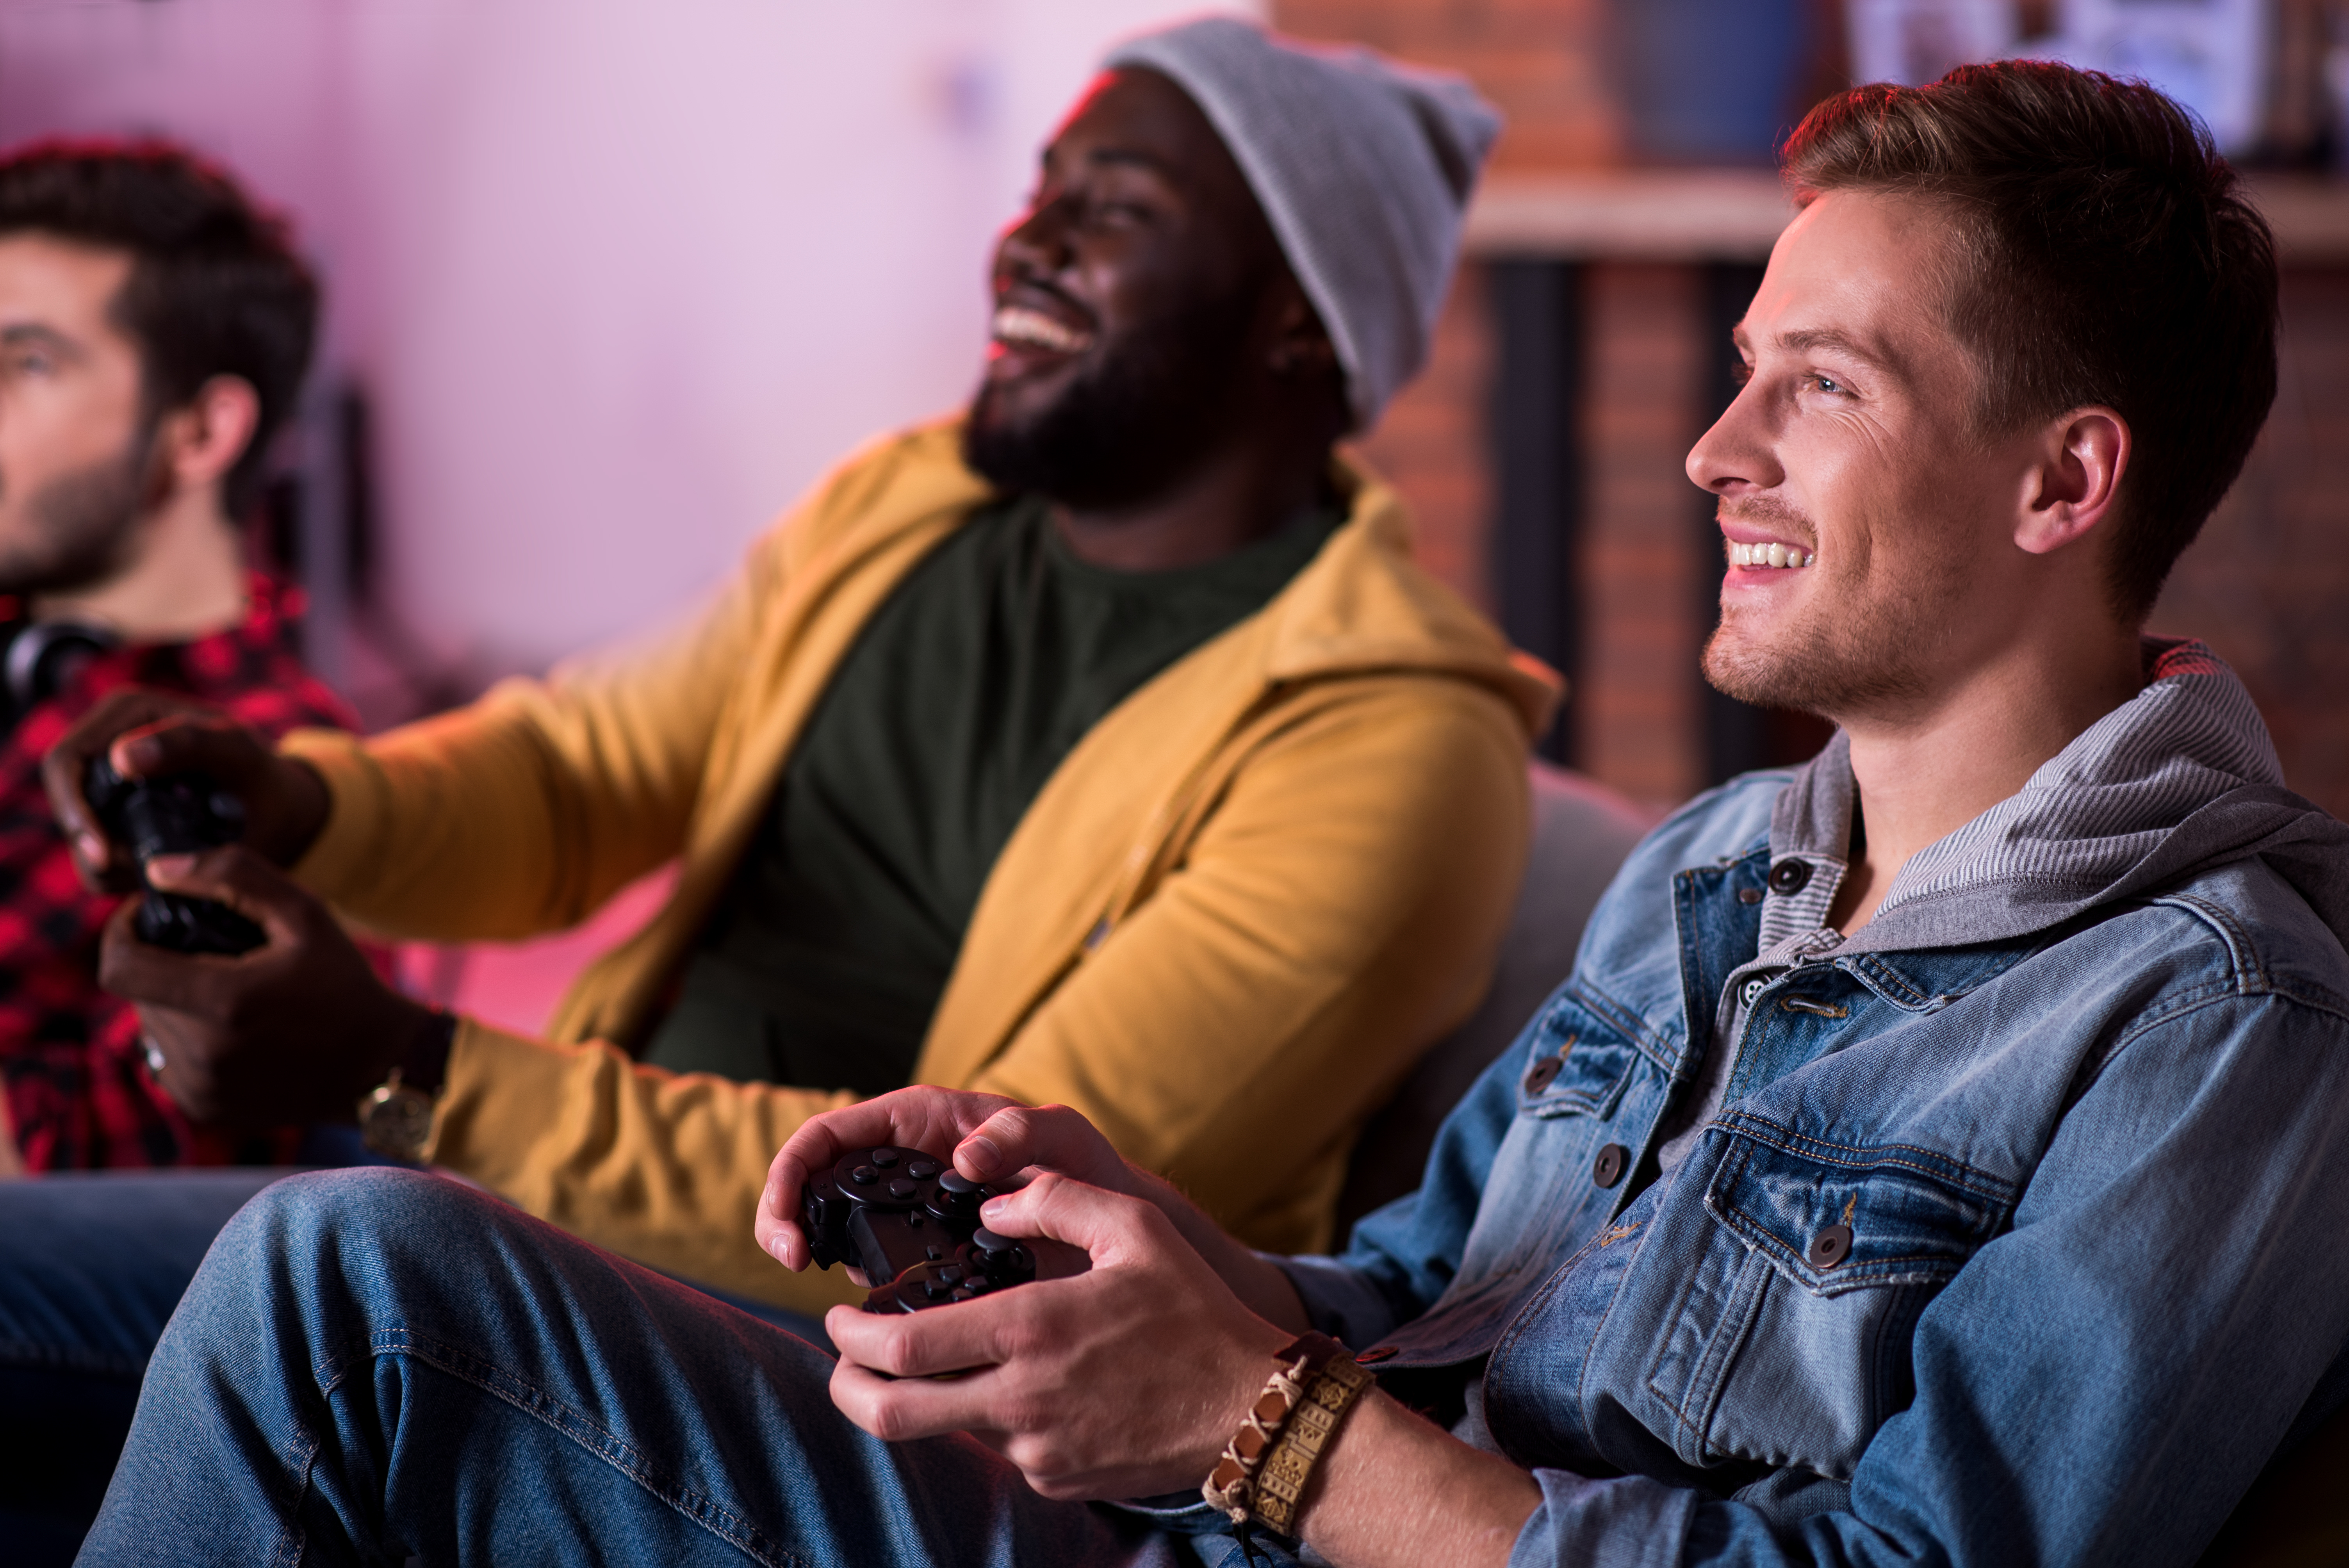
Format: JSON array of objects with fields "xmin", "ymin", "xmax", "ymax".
[
  {"xmin": 2247, "ymin": 176, "xmax": 2349, "ymax": 264},
  {"xmin": 1465, "ymin": 169, "xmax": 2349, "ymax": 264},
  {"xmin": 1465, "ymin": 169, "xmax": 1791, "ymax": 261}
]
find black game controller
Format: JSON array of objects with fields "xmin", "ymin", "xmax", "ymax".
[
  {"xmin": 801, "ymin": 1145, "xmax": 1036, "ymax": 1313},
  {"xmin": 82, "ymin": 755, "xmax": 266, "ymax": 955}
]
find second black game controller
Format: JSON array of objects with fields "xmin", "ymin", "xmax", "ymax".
[
  {"xmin": 801, "ymin": 1145, "xmax": 1036, "ymax": 1313},
  {"xmin": 82, "ymin": 755, "xmax": 265, "ymax": 955}
]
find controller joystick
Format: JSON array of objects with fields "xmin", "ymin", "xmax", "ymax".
[{"xmin": 800, "ymin": 1145, "xmax": 1036, "ymax": 1313}]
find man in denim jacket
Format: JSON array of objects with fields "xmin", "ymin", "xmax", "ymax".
[{"xmin": 78, "ymin": 59, "xmax": 2349, "ymax": 1568}]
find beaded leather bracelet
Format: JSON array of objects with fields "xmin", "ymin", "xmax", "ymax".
[
  {"xmin": 1202, "ymin": 1340, "xmax": 1322, "ymax": 1522},
  {"xmin": 1245, "ymin": 1349, "xmax": 1372, "ymax": 1534},
  {"xmin": 1202, "ymin": 1333, "xmax": 1372, "ymax": 1551}
]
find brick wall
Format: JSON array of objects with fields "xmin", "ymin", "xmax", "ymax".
[
  {"xmin": 1271, "ymin": 0, "xmax": 1622, "ymax": 171},
  {"xmin": 1575, "ymin": 264, "xmax": 1707, "ymax": 802},
  {"xmin": 2152, "ymin": 270, "xmax": 2349, "ymax": 818}
]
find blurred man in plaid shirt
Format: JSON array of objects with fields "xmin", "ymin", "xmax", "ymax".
[{"xmin": 0, "ymin": 142, "xmax": 352, "ymax": 1173}]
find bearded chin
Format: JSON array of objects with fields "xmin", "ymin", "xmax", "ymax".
[
  {"xmin": 1702, "ymin": 611, "xmax": 1823, "ymax": 712},
  {"xmin": 0, "ymin": 438, "xmax": 152, "ymax": 597},
  {"xmin": 963, "ymin": 363, "xmax": 1217, "ymax": 511},
  {"xmin": 1701, "ymin": 597, "xmax": 1935, "ymax": 720},
  {"xmin": 961, "ymin": 290, "xmax": 1253, "ymax": 512}
]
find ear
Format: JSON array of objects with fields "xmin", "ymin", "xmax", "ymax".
[
  {"xmin": 2015, "ymin": 405, "xmax": 2128, "ymax": 557},
  {"xmin": 151, "ymin": 375, "xmax": 262, "ymax": 498},
  {"xmin": 1264, "ymin": 284, "xmax": 1337, "ymax": 379}
]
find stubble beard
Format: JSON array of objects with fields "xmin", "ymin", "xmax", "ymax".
[
  {"xmin": 0, "ymin": 434, "xmax": 153, "ymax": 599},
  {"xmin": 1700, "ymin": 503, "xmax": 1943, "ymax": 722}
]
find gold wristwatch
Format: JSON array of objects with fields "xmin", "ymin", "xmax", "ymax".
[{"xmin": 357, "ymin": 1009, "xmax": 459, "ymax": 1162}]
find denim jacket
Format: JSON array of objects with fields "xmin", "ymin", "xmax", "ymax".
[{"xmin": 1279, "ymin": 644, "xmax": 2349, "ymax": 1567}]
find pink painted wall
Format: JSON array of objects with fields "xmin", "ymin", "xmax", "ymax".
[{"xmin": 0, "ymin": 0, "xmax": 1259, "ymax": 694}]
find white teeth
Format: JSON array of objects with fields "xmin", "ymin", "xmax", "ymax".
[
  {"xmin": 992, "ymin": 305, "xmax": 1091, "ymax": 354},
  {"xmin": 1727, "ymin": 541, "xmax": 1814, "ymax": 569}
]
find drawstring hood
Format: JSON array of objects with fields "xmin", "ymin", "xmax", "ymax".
[{"xmin": 1769, "ymin": 639, "xmax": 2349, "ymax": 955}]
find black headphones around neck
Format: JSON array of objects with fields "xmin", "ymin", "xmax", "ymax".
[{"xmin": 2, "ymin": 618, "xmax": 119, "ymax": 719}]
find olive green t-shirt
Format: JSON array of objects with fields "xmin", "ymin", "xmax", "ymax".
[{"xmin": 639, "ymin": 492, "xmax": 1339, "ymax": 1095}]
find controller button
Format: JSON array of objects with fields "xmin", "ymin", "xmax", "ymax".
[
  {"xmin": 962, "ymin": 1276, "xmax": 991, "ymax": 1294},
  {"xmin": 888, "ymin": 1179, "xmax": 917, "ymax": 1199},
  {"xmin": 951, "ymin": 1286, "xmax": 977, "ymax": 1301},
  {"xmin": 871, "ymin": 1149, "xmax": 900, "ymax": 1168},
  {"xmin": 907, "ymin": 1159, "xmax": 939, "ymax": 1179},
  {"xmin": 972, "ymin": 1226, "xmax": 1011, "ymax": 1254},
  {"xmin": 938, "ymin": 1265, "xmax": 964, "ymax": 1285},
  {"xmin": 926, "ymin": 1244, "xmax": 945, "ymax": 1261},
  {"xmin": 922, "ymin": 1278, "xmax": 949, "ymax": 1301},
  {"xmin": 937, "ymin": 1171, "xmax": 980, "ymax": 1196},
  {"xmin": 849, "ymin": 1165, "xmax": 878, "ymax": 1186}
]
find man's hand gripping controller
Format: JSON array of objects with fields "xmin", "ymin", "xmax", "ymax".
[{"xmin": 801, "ymin": 1145, "xmax": 1037, "ymax": 1312}]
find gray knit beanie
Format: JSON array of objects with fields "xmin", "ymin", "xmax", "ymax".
[{"xmin": 1105, "ymin": 18, "xmax": 1501, "ymax": 431}]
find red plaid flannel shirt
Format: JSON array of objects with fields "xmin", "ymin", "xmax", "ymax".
[{"xmin": 0, "ymin": 575, "xmax": 358, "ymax": 1170}]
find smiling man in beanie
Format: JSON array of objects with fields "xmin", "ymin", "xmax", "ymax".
[{"xmin": 27, "ymin": 26, "xmax": 1540, "ymax": 1318}]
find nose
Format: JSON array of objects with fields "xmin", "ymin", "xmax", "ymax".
[
  {"xmin": 1686, "ymin": 373, "xmax": 1782, "ymax": 498},
  {"xmin": 993, "ymin": 190, "xmax": 1073, "ymax": 286}
]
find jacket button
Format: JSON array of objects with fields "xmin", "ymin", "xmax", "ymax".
[
  {"xmin": 1768, "ymin": 860, "xmax": 1813, "ymax": 896},
  {"xmin": 1523, "ymin": 1056, "xmax": 1562, "ymax": 1094},
  {"xmin": 1808, "ymin": 1223, "xmax": 1853, "ymax": 1269},
  {"xmin": 1737, "ymin": 886, "xmax": 1764, "ymax": 905},
  {"xmin": 1592, "ymin": 1143, "xmax": 1628, "ymax": 1188}
]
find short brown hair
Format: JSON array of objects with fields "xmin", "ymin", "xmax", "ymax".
[
  {"xmin": 1782, "ymin": 62, "xmax": 2278, "ymax": 625},
  {"xmin": 0, "ymin": 140, "xmax": 318, "ymax": 519}
]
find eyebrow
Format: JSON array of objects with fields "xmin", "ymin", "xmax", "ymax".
[
  {"xmin": 1039, "ymin": 143, "xmax": 1180, "ymax": 182},
  {"xmin": 0, "ymin": 322, "xmax": 76, "ymax": 353},
  {"xmin": 1750, "ymin": 324, "xmax": 1916, "ymax": 385}
]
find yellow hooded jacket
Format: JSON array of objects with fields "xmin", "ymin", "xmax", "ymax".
[{"xmin": 283, "ymin": 422, "xmax": 1559, "ymax": 1309}]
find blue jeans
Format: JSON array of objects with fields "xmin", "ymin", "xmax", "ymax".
[
  {"xmin": 0, "ymin": 1168, "xmax": 841, "ymax": 1568},
  {"xmin": 0, "ymin": 1169, "xmax": 287, "ymax": 1566},
  {"xmin": 77, "ymin": 1169, "xmax": 1246, "ymax": 1567}
]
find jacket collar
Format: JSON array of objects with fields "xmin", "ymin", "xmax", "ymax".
[
  {"xmin": 855, "ymin": 419, "xmax": 1560, "ymax": 739},
  {"xmin": 1764, "ymin": 639, "xmax": 2347, "ymax": 957}
]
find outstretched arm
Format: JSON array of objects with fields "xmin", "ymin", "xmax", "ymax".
[{"xmin": 276, "ymin": 548, "xmax": 768, "ymax": 942}]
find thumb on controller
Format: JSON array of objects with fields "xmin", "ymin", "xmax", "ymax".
[{"xmin": 975, "ymin": 1171, "xmax": 1165, "ymax": 1270}]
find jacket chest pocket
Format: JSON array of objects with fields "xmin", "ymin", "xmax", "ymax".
[
  {"xmin": 1643, "ymin": 1119, "xmax": 2015, "ymax": 1479},
  {"xmin": 1454, "ymin": 996, "xmax": 1660, "ymax": 1288},
  {"xmin": 1515, "ymin": 999, "xmax": 1642, "ymax": 1123}
]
